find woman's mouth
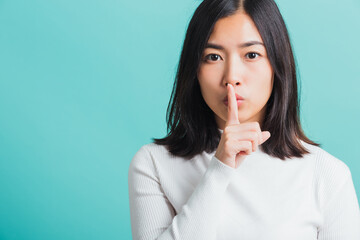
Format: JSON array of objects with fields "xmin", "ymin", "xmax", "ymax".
[
  {"xmin": 223, "ymin": 99, "xmax": 244, "ymax": 107},
  {"xmin": 223, "ymin": 94, "xmax": 245, "ymax": 107}
]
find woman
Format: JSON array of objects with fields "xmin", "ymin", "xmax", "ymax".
[{"xmin": 128, "ymin": 0, "xmax": 360, "ymax": 239}]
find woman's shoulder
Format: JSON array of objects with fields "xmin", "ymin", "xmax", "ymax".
[
  {"xmin": 132, "ymin": 143, "xmax": 173, "ymax": 160},
  {"xmin": 300, "ymin": 141, "xmax": 357, "ymax": 215},
  {"xmin": 300, "ymin": 140, "xmax": 352, "ymax": 181},
  {"xmin": 129, "ymin": 143, "xmax": 175, "ymax": 171}
]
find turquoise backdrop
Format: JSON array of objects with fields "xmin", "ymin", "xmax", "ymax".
[{"xmin": 0, "ymin": 0, "xmax": 359, "ymax": 239}]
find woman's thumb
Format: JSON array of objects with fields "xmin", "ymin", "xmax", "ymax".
[{"xmin": 260, "ymin": 131, "xmax": 271, "ymax": 144}]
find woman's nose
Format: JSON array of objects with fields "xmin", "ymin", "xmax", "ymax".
[
  {"xmin": 223, "ymin": 57, "xmax": 243, "ymax": 87},
  {"xmin": 225, "ymin": 82, "xmax": 240, "ymax": 86}
]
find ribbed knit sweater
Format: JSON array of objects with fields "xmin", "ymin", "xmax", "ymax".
[{"xmin": 128, "ymin": 136, "xmax": 360, "ymax": 240}]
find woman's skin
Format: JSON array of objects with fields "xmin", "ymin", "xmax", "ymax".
[
  {"xmin": 197, "ymin": 11, "xmax": 272, "ymax": 168},
  {"xmin": 215, "ymin": 84, "xmax": 271, "ymax": 168}
]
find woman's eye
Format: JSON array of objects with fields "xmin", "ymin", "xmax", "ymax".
[
  {"xmin": 246, "ymin": 52, "xmax": 260, "ymax": 59},
  {"xmin": 204, "ymin": 54, "xmax": 222, "ymax": 62}
]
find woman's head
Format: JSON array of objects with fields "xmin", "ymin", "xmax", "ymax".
[
  {"xmin": 153, "ymin": 0, "xmax": 319, "ymax": 159},
  {"xmin": 197, "ymin": 10, "xmax": 274, "ymax": 130}
]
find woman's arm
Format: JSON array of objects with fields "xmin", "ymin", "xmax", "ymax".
[
  {"xmin": 317, "ymin": 167, "xmax": 360, "ymax": 239},
  {"xmin": 128, "ymin": 145, "xmax": 236, "ymax": 240}
]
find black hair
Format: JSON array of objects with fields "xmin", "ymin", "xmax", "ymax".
[{"xmin": 153, "ymin": 0, "xmax": 320, "ymax": 160}]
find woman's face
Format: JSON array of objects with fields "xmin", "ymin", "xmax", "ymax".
[{"xmin": 197, "ymin": 11, "xmax": 274, "ymax": 130}]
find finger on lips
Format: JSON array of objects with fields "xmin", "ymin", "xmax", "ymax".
[
  {"xmin": 226, "ymin": 83, "xmax": 240, "ymax": 126},
  {"xmin": 224, "ymin": 84, "xmax": 271, "ymax": 158}
]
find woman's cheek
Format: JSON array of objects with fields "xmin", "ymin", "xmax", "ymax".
[
  {"xmin": 206, "ymin": 65, "xmax": 223, "ymax": 79},
  {"xmin": 249, "ymin": 62, "xmax": 266, "ymax": 74}
]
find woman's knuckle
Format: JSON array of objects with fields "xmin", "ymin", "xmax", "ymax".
[
  {"xmin": 251, "ymin": 122, "xmax": 259, "ymax": 129},
  {"xmin": 249, "ymin": 132, "xmax": 256, "ymax": 140}
]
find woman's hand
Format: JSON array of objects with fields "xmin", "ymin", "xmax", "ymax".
[{"xmin": 215, "ymin": 84, "xmax": 271, "ymax": 169}]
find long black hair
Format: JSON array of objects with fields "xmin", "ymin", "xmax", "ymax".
[{"xmin": 153, "ymin": 0, "xmax": 320, "ymax": 160}]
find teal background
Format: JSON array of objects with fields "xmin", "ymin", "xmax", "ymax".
[{"xmin": 0, "ymin": 0, "xmax": 359, "ymax": 239}]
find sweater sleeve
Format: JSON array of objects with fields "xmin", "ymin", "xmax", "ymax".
[
  {"xmin": 128, "ymin": 145, "xmax": 236, "ymax": 240},
  {"xmin": 317, "ymin": 166, "xmax": 360, "ymax": 240}
]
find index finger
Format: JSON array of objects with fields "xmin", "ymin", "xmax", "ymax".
[{"xmin": 226, "ymin": 83, "xmax": 240, "ymax": 126}]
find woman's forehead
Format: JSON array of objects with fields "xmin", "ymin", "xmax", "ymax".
[{"xmin": 208, "ymin": 12, "xmax": 263, "ymax": 45}]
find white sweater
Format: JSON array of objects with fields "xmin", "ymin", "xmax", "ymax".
[{"xmin": 128, "ymin": 135, "xmax": 360, "ymax": 240}]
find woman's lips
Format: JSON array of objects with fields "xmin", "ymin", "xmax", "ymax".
[
  {"xmin": 223, "ymin": 99, "xmax": 244, "ymax": 107},
  {"xmin": 223, "ymin": 94, "xmax": 245, "ymax": 107}
]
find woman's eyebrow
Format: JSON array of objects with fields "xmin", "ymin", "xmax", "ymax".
[{"xmin": 205, "ymin": 41, "xmax": 264, "ymax": 50}]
